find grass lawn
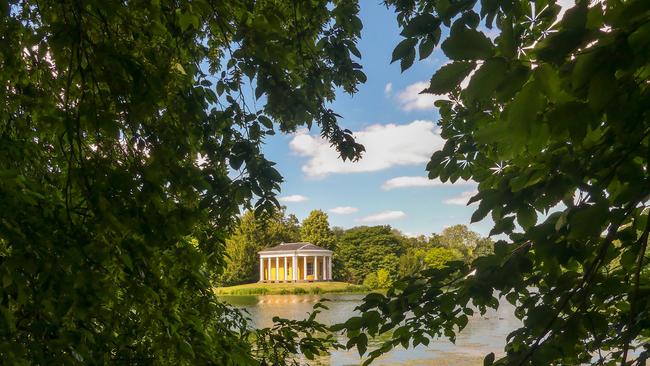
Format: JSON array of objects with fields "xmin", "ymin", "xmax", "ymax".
[{"xmin": 214, "ymin": 281, "xmax": 369, "ymax": 295}]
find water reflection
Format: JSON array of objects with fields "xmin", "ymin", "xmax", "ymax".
[{"xmin": 222, "ymin": 293, "xmax": 520, "ymax": 365}]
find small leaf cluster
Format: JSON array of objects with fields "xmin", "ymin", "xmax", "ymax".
[{"xmin": 253, "ymin": 301, "xmax": 341, "ymax": 365}]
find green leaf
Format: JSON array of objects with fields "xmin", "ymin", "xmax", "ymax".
[
  {"xmin": 419, "ymin": 36, "xmax": 437, "ymax": 60},
  {"xmin": 179, "ymin": 13, "xmax": 199, "ymax": 31},
  {"xmin": 391, "ymin": 38, "xmax": 417, "ymax": 64},
  {"xmin": 471, "ymin": 202, "xmax": 491, "ymax": 223},
  {"xmin": 620, "ymin": 248, "xmax": 637, "ymax": 270},
  {"xmin": 401, "ymin": 13, "xmax": 440, "ymax": 37},
  {"xmin": 173, "ymin": 62, "xmax": 187, "ymax": 75},
  {"xmin": 587, "ymin": 68, "xmax": 616, "ymax": 112},
  {"xmin": 424, "ymin": 61, "xmax": 475, "ymax": 94},
  {"xmin": 463, "ymin": 58, "xmax": 507, "ymax": 101},
  {"xmin": 355, "ymin": 69, "xmax": 368, "ymax": 83},
  {"xmin": 546, "ymin": 101, "xmax": 595, "ymax": 141},
  {"xmin": 497, "ymin": 17, "xmax": 516, "ymax": 58},
  {"xmin": 506, "ymin": 81, "xmax": 543, "ymax": 140},
  {"xmin": 357, "ymin": 333, "xmax": 368, "ymax": 356},
  {"xmin": 344, "ymin": 316, "xmax": 363, "ymax": 331},
  {"xmin": 568, "ymin": 203, "xmax": 609, "ymax": 239},
  {"xmin": 628, "ymin": 21, "xmax": 650, "ymax": 56},
  {"xmin": 400, "ymin": 47, "xmax": 416, "ymax": 72},
  {"xmin": 484, "ymin": 352, "xmax": 495, "ymax": 366},
  {"xmin": 441, "ymin": 26, "xmax": 494, "ymax": 60},
  {"xmin": 457, "ymin": 314, "xmax": 468, "ymax": 329},
  {"xmin": 258, "ymin": 115, "xmax": 273, "ymax": 129},
  {"xmin": 517, "ymin": 206, "xmax": 537, "ymax": 230},
  {"xmin": 533, "ymin": 64, "xmax": 563, "ymax": 102}
]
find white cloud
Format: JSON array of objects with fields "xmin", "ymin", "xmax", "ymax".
[
  {"xmin": 396, "ymin": 75, "xmax": 474, "ymax": 111},
  {"xmin": 278, "ymin": 194, "xmax": 309, "ymax": 203},
  {"xmin": 443, "ymin": 190, "xmax": 478, "ymax": 206},
  {"xmin": 382, "ymin": 176, "xmax": 475, "ymax": 190},
  {"xmin": 396, "ymin": 81, "xmax": 440, "ymax": 111},
  {"xmin": 328, "ymin": 206, "xmax": 359, "ymax": 215},
  {"xmin": 289, "ymin": 120, "xmax": 444, "ymax": 179},
  {"xmin": 384, "ymin": 82, "xmax": 393, "ymax": 95},
  {"xmin": 358, "ymin": 210, "xmax": 406, "ymax": 223}
]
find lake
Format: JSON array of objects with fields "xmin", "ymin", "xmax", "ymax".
[{"xmin": 222, "ymin": 293, "xmax": 521, "ymax": 366}]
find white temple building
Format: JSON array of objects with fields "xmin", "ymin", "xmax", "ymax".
[{"xmin": 258, "ymin": 242, "xmax": 333, "ymax": 282}]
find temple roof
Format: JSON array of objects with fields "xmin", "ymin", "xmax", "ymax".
[{"xmin": 258, "ymin": 242, "xmax": 332, "ymax": 254}]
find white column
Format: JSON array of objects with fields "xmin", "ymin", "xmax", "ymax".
[
  {"xmin": 275, "ymin": 256, "xmax": 279, "ymax": 282},
  {"xmin": 322, "ymin": 256, "xmax": 326, "ymax": 281},
  {"xmin": 259, "ymin": 257, "xmax": 263, "ymax": 282},
  {"xmin": 314, "ymin": 256, "xmax": 318, "ymax": 281},
  {"xmin": 328, "ymin": 256, "xmax": 332, "ymax": 280},
  {"xmin": 267, "ymin": 257, "xmax": 271, "ymax": 282},
  {"xmin": 293, "ymin": 255, "xmax": 297, "ymax": 282},
  {"xmin": 303, "ymin": 255, "xmax": 307, "ymax": 280},
  {"xmin": 283, "ymin": 256, "xmax": 288, "ymax": 282}
]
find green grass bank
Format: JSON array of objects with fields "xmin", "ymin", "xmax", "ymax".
[{"xmin": 215, "ymin": 281, "xmax": 369, "ymax": 295}]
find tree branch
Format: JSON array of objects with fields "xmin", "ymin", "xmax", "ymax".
[{"xmin": 620, "ymin": 209, "xmax": 650, "ymax": 365}]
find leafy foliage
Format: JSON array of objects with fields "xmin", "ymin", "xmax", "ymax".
[
  {"xmin": 436, "ymin": 224, "xmax": 492, "ymax": 262},
  {"xmin": 423, "ymin": 247, "xmax": 463, "ymax": 269},
  {"xmin": 0, "ymin": 0, "xmax": 365, "ymax": 363},
  {"xmin": 252, "ymin": 301, "xmax": 341, "ymax": 365},
  {"xmin": 362, "ymin": 269, "xmax": 394, "ymax": 290},
  {"xmin": 339, "ymin": 0, "xmax": 650, "ymax": 365},
  {"xmin": 300, "ymin": 210, "xmax": 336, "ymax": 251},
  {"xmin": 220, "ymin": 208, "xmax": 300, "ymax": 286},
  {"xmin": 335, "ymin": 226, "xmax": 404, "ymax": 284},
  {"xmin": 397, "ymin": 226, "xmax": 492, "ymax": 277}
]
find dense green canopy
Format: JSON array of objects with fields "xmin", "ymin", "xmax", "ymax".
[
  {"xmin": 300, "ymin": 210, "xmax": 336, "ymax": 251},
  {"xmin": 335, "ymin": 226, "xmax": 404, "ymax": 284},
  {"xmin": 338, "ymin": 0, "xmax": 650, "ymax": 365},
  {"xmin": 0, "ymin": 0, "xmax": 363, "ymax": 364}
]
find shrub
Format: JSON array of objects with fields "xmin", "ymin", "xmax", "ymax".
[{"xmin": 363, "ymin": 269, "xmax": 393, "ymax": 290}]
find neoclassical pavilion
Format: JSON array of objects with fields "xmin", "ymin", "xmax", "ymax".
[{"xmin": 258, "ymin": 242, "xmax": 333, "ymax": 282}]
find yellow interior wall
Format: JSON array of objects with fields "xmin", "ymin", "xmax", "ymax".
[
  {"xmin": 264, "ymin": 257, "xmax": 297, "ymax": 281},
  {"xmin": 262, "ymin": 256, "xmax": 328, "ymax": 281}
]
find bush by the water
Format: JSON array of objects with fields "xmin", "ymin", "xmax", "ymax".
[{"xmin": 362, "ymin": 269, "xmax": 393, "ymax": 290}]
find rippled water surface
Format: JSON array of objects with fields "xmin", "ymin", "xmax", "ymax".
[{"xmin": 222, "ymin": 293, "xmax": 520, "ymax": 365}]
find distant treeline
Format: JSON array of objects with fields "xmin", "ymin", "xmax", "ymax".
[{"xmin": 218, "ymin": 209, "xmax": 494, "ymax": 289}]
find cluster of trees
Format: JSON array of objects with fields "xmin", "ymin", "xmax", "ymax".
[{"xmin": 219, "ymin": 209, "xmax": 493, "ymax": 289}]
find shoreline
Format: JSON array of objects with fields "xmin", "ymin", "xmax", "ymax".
[{"xmin": 215, "ymin": 281, "xmax": 370, "ymax": 296}]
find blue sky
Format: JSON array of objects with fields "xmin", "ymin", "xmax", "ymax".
[{"xmin": 262, "ymin": 3, "xmax": 492, "ymax": 237}]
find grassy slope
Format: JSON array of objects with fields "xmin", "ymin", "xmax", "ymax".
[{"xmin": 214, "ymin": 281, "xmax": 368, "ymax": 295}]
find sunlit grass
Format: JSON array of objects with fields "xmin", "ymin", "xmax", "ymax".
[{"xmin": 215, "ymin": 281, "xmax": 369, "ymax": 295}]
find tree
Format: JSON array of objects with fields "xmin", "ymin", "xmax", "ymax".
[
  {"xmin": 338, "ymin": 0, "xmax": 650, "ymax": 365},
  {"xmin": 336, "ymin": 226, "xmax": 403, "ymax": 284},
  {"xmin": 423, "ymin": 247, "xmax": 463, "ymax": 270},
  {"xmin": 220, "ymin": 208, "xmax": 300, "ymax": 286},
  {"xmin": 267, "ymin": 210, "xmax": 302, "ymax": 246},
  {"xmin": 300, "ymin": 210, "xmax": 336, "ymax": 250},
  {"xmin": 397, "ymin": 247, "xmax": 427, "ymax": 278},
  {"xmin": 397, "ymin": 234, "xmax": 433, "ymax": 277},
  {"xmin": 474, "ymin": 237, "xmax": 494, "ymax": 258},
  {"xmin": 363, "ymin": 269, "xmax": 393, "ymax": 290},
  {"xmin": 437, "ymin": 224, "xmax": 489, "ymax": 262},
  {"xmin": 1, "ymin": 1, "xmax": 364, "ymax": 364}
]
